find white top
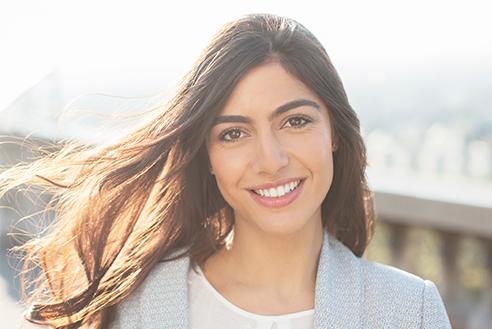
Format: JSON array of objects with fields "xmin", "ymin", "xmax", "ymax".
[{"xmin": 188, "ymin": 265, "xmax": 314, "ymax": 329}]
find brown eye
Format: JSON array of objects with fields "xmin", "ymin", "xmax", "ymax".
[
  {"xmin": 284, "ymin": 116, "xmax": 312, "ymax": 128},
  {"xmin": 219, "ymin": 128, "xmax": 245, "ymax": 143}
]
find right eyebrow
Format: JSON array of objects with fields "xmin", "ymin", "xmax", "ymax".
[{"xmin": 212, "ymin": 98, "xmax": 321, "ymax": 127}]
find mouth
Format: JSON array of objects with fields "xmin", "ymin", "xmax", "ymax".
[
  {"xmin": 247, "ymin": 178, "xmax": 306, "ymax": 208},
  {"xmin": 248, "ymin": 178, "xmax": 305, "ymax": 197}
]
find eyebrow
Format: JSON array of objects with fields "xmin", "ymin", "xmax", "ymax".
[{"xmin": 212, "ymin": 98, "xmax": 321, "ymax": 126}]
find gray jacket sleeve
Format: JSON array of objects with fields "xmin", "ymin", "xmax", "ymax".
[
  {"xmin": 421, "ymin": 280, "xmax": 452, "ymax": 329},
  {"xmin": 108, "ymin": 292, "xmax": 141, "ymax": 329}
]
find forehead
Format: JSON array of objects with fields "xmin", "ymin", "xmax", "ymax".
[{"xmin": 220, "ymin": 61, "xmax": 323, "ymax": 115}]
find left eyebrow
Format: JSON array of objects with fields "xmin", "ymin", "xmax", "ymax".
[{"xmin": 212, "ymin": 98, "xmax": 321, "ymax": 127}]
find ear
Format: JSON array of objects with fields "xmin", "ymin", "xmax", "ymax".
[{"xmin": 331, "ymin": 134, "xmax": 339, "ymax": 152}]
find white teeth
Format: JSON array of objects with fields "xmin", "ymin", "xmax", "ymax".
[
  {"xmin": 278, "ymin": 185, "xmax": 286, "ymax": 195},
  {"xmin": 253, "ymin": 180, "xmax": 301, "ymax": 198}
]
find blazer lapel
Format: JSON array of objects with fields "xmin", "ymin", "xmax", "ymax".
[
  {"xmin": 313, "ymin": 231, "xmax": 362, "ymax": 329},
  {"xmin": 149, "ymin": 250, "xmax": 190, "ymax": 329}
]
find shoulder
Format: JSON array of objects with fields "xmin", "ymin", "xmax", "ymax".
[
  {"xmin": 327, "ymin": 237, "xmax": 451, "ymax": 328},
  {"xmin": 329, "ymin": 236, "xmax": 427, "ymax": 292},
  {"xmin": 358, "ymin": 256, "xmax": 451, "ymax": 328},
  {"xmin": 359, "ymin": 257, "xmax": 425, "ymax": 297},
  {"xmin": 108, "ymin": 250, "xmax": 190, "ymax": 329}
]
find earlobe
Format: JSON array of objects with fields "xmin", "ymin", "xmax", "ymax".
[{"xmin": 330, "ymin": 131, "xmax": 338, "ymax": 152}]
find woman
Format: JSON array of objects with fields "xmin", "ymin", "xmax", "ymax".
[{"xmin": 0, "ymin": 13, "xmax": 451, "ymax": 329}]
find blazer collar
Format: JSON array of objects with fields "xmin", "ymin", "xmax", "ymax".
[
  {"xmin": 313, "ymin": 231, "xmax": 362, "ymax": 328},
  {"xmin": 153, "ymin": 230, "xmax": 362, "ymax": 329}
]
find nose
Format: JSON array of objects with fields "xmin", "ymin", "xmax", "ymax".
[{"xmin": 252, "ymin": 130, "xmax": 289, "ymax": 176}]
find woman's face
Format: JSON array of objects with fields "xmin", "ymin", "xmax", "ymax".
[{"xmin": 206, "ymin": 61, "xmax": 335, "ymax": 237}]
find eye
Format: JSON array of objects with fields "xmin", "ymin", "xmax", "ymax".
[
  {"xmin": 217, "ymin": 115, "xmax": 313, "ymax": 144},
  {"xmin": 218, "ymin": 128, "xmax": 246, "ymax": 143},
  {"xmin": 283, "ymin": 115, "xmax": 312, "ymax": 129}
]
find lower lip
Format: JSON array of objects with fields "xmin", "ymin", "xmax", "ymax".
[{"xmin": 248, "ymin": 179, "xmax": 305, "ymax": 208}]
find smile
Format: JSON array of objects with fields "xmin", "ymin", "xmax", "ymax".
[
  {"xmin": 252, "ymin": 179, "xmax": 301, "ymax": 197},
  {"xmin": 248, "ymin": 178, "xmax": 306, "ymax": 208}
]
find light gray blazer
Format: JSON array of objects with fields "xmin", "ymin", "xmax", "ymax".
[{"xmin": 110, "ymin": 231, "xmax": 452, "ymax": 329}]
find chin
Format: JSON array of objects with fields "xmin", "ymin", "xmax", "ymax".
[{"xmin": 252, "ymin": 213, "xmax": 316, "ymax": 238}]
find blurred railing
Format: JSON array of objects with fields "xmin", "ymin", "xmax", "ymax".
[
  {"xmin": 365, "ymin": 190, "xmax": 492, "ymax": 329},
  {"xmin": 1, "ymin": 133, "xmax": 492, "ymax": 329}
]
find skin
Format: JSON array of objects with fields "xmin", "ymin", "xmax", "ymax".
[{"xmin": 204, "ymin": 60, "xmax": 335, "ymax": 315}]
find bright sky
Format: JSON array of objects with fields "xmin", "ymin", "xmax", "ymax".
[{"xmin": 1, "ymin": 0, "xmax": 491, "ymax": 111}]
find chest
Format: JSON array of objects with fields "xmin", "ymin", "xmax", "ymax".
[{"xmin": 187, "ymin": 266, "xmax": 314, "ymax": 329}]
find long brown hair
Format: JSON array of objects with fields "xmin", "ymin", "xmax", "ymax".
[{"xmin": 0, "ymin": 13, "xmax": 375, "ymax": 329}]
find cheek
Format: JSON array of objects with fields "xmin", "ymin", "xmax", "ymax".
[
  {"xmin": 293, "ymin": 128, "xmax": 333, "ymax": 163},
  {"xmin": 299, "ymin": 130, "xmax": 334, "ymax": 188},
  {"xmin": 302, "ymin": 142, "xmax": 333, "ymax": 174},
  {"xmin": 208, "ymin": 146, "xmax": 247, "ymax": 189}
]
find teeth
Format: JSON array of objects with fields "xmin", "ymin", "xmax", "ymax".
[{"xmin": 254, "ymin": 180, "xmax": 301, "ymax": 198}]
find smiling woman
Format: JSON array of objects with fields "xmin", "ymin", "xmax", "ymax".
[{"xmin": 0, "ymin": 13, "xmax": 451, "ymax": 329}]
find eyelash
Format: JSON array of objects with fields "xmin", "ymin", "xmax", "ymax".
[{"xmin": 218, "ymin": 115, "xmax": 313, "ymax": 143}]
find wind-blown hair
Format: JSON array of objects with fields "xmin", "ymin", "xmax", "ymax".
[{"xmin": 0, "ymin": 13, "xmax": 375, "ymax": 328}]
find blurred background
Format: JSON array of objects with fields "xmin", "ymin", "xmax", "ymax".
[{"xmin": 1, "ymin": 0, "xmax": 491, "ymax": 328}]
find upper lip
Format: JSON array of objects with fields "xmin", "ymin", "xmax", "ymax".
[{"xmin": 248, "ymin": 177, "xmax": 305, "ymax": 190}]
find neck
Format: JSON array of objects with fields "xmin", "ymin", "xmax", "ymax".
[{"xmin": 212, "ymin": 219, "xmax": 324, "ymax": 302}]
